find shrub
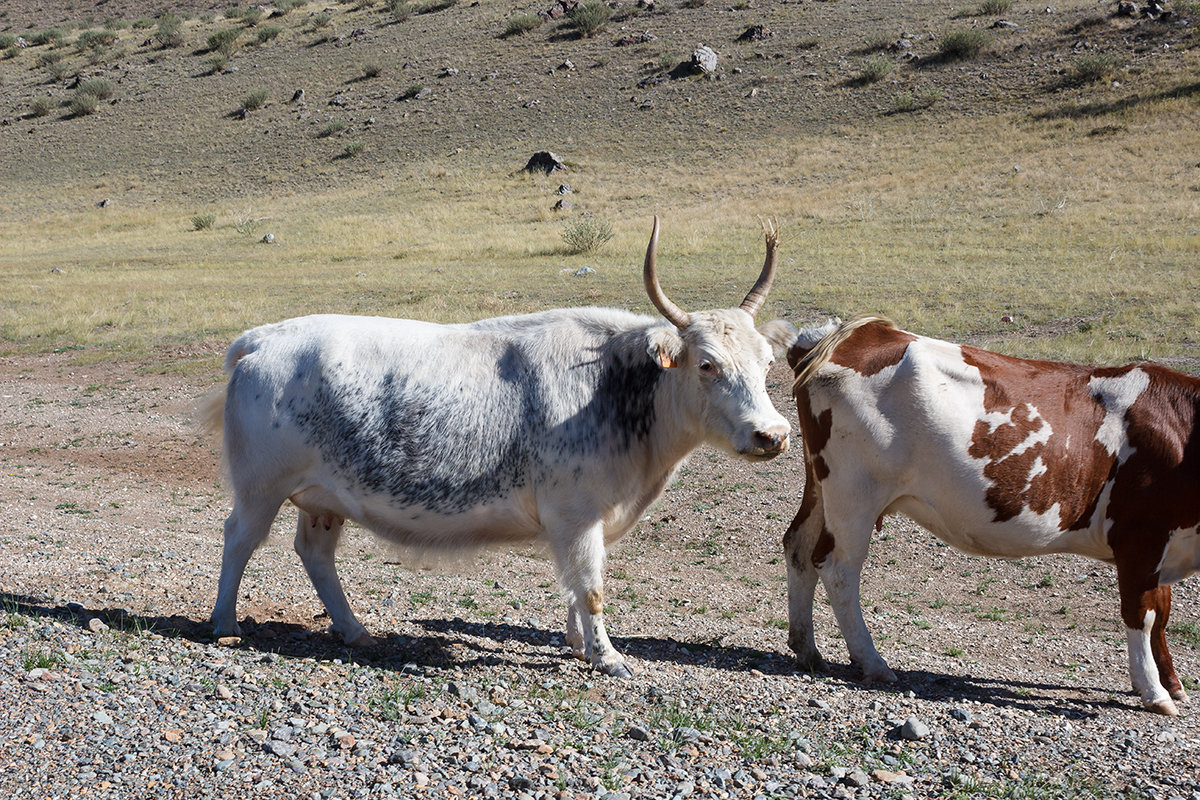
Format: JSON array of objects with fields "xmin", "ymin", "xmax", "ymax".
[
  {"xmin": 318, "ymin": 119, "xmax": 348, "ymax": 137},
  {"xmin": 978, "ymin": 0, "xmax": 1013, "ymax": 14},
  {"xmin": 389, "ymin": 1, "xmax": 413, "ymax": 22},
  {"xmin": 354, "ymin": 0, "xmax": 378, "ymax": 9},
  {"xmin": 79, "ymin": 77, "xmax": 114, "ymax": 99},
  {"xmin": 30, "ymin": 28, "xmax": 66, "ymax": 46},
  {"xmin": 561, "ymin": 216, "xmax": 614, "ymax": 254},
  {"xmin": 256, "ymin": 25, "xmax": 283, "ymax": 43},
  {"xmin": 207, "ymin": 27, "xmax": 241, "ymax": 55},
  {"xmin": 67, "ymin": 91, "xmax": 99, "ymax": 116},
  {"xmin": 309, "ymin": 11, "xmax": 333, "ymax": 29},
  {"xmin": 568, "ymin": 1, "xmax": 610, "ymax": 38},
  {"xmin": 47, "ymin": 60, "xmax": 73, "ymax": 81},
  {"xmin": 240, "ymin": 6, "xmax": 265, "ymax": 26},
  {"xmin": 38, "ymin": 50, "xmax": 64, "ymax": 66},
  {"xmin": 208, "ymin": 54, "xmax": 229, "ymax": 73},
  {"xmin": 0, "ymin": 34, "xmax": 16, "ymax": 49},
  {"xmin": 132, "ymin": 17, "xmax": 155, "ymax": 29},
  {"xmin": 30, "ymin": 96, "xmax": 54, "ymax": 117},
  {"xmin": 4, "ymin": 46, "xmax": 19, "ymax": 60},
  {"xmin": 192, "ymin": 213, "xmax": 216, "ymax": 231},
  {"xmin": 75, "ymin": 29, "xmax": 118, "ymax": 52},
  {"xmin": 863, "ymin": 31, "xmax": 893, "ymax": 52},
  {"xmin": 155, "ymin": 14, "xmax": 185, "ymax": 48},
  {"xmin": 362, "ymin": 61, "xmax": 382, "ymax": 78},
  {"xmin": 240, "ymin": 88, "xmax": 269, "ymax": 112},
  {"xmin": 939, "ymin": 28, "xmax": 990, "ymax": 60},
  {"xmin": 340, "ymin": 141, "xmax": 367, "ymax": 158},
  {"xmin": 414, "ymin": 0, "xmax": 458, "ymax": 13},
  {"xmin": 858, "ymin": 54, "xmax": 892, "ymax": 83},
  {"xmin": 504, "ymin": 13, "xmax": 543, "ymax": 37},
  {"xmin": 1072, "ymin": 53, "xmax": 1121, "ymax": 83},
  {"xmin": 399, "ymin": 84, "xmax": 425, "ymax": 99}
]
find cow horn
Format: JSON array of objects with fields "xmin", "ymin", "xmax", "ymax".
[
  {"xmin": 644, "ymin": 216, "xmax": 691, "ymax": 329},
  {"xmin": 739, "ymin": 217, "xmax": 779, "ymax": 318}
]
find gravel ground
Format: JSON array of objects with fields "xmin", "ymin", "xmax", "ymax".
[{"xmin": 2, "ymin": 351, "xmax": 1199, "ymax": 799}]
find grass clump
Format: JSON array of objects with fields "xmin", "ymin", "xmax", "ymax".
[
  {"xmin": 79, "ymin": 78, "xmax": 114, "ymax": 100},
  {"xmin": 191, "ymin": 213, "xmax": 217, "ymax": 231},
  {"xmin": 274, "ymin": 0, "xmax": 304, "ymax": 12},
  {"xmin": 939, "ymin": 28, "xmax": 991, "ymax": 60},
  {"xmin": 207, "ymin": 27, "xmax": 241, "ymax": 56},
  {"xmin": 561, "ymin": 215, "xmax": 614, "ymax": 254},
  {"xmin": 240, "ymin": 88, "xmax": 269, "ymax": 112},
  {"xmin": 568, "ymin": 1, "xmax": 610, "ymax": 38},
  {"xmin": 155, "ymin": 13, "xmax": 185, "ymax": 48},
  {"xmin": 75, "ymin": 29, "xmax": 118, "ymax": 52},
  {"xmin": 67, "ymin": 91, "xmax": 99, "ymax": 117},
  {"xmin": 318, "ymin": 119, "xmax": 349, "ymax": 137},
  {"xmin": 308, "ymin": 11, "xmax": 333, "ymax": 29},
  {"xmin": 361, "ymin": 61, "xmax": 383, "ymax": 79},
  {"xmin": 978, "ymin": 0, "xmax": 1013, "ymax": 14},
  {"xmin": 30, "ymin": 96, "xmax": 55, "ymax": 117},
  {"xmin": 892, "ymin": 84, "xmax": 943, "ymax": 113},
  {"xmin": 399, "ymin": 84, "xmax": 425, "ymax": 99},
  {"xmin": 30, "ymin": 28, "xmax": 66, "ymax": 47},
  {"xmin": 256, "ymin": 24, "xmax": 283, "ymax": 43},
  {"xmin": 1071, "ymin": 53, "xmax": 1122, "ymax": 83},
  {"xmin": 414, "ymin": 0, "xmax": 458, "ymax": 13},
  {"xmin": 339, "ymin": 141, "xmax": 367, "ymax": 159},
  {"xmin": 388, "ymin": 0, "xmax": 414, "ymax": 22},
  {"xmin": 504, "ymin": 13, "xmax": 543, "ymax": 37},
  {"xmin": 4, "ymin": 45, "xmax": 18, "ymax": 60},
  {"xmin": 0, "ymin": 34, "xmax": 16, "ymax": 49},
  {"xmin": 857, "ymin": 54, "xmax": 892, "ymax": 84},
  {"xmin": 240, "ymin": 6, "xmax": 265, "ymax": 26}
]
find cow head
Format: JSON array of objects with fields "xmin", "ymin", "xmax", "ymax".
[{"xmin": 643, "ymin": 217, "xmax": 791, "ymax": 460}]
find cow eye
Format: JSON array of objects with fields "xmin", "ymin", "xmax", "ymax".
[{"xmin": 699, "ymin": 360, "xmax": 717, "ymax": 376}]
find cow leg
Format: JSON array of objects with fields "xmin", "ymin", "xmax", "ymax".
[
  {"xmin": 211, "ymin": 494, "xmax": 282, "ymax": 638},
  {"xmin": 1149, "ymin": 585, "xmax": 1187, "ymax": 703},
  {"xmin": 817, "ymin": 510, "xmax": 896, "ymax": 684},
  {"xmin": 293, "ymin": 511, "xmax": 377, "ymax": 648},
  {"xmin": 551, "ymin": 520, "xmax": 631, "ymax": 677},
  {"xmin": 565, "ymin": 604, "xmax": 586, "ymax": 661},
  {"xmin": 783, "ymin": 496, "xmax": 828, "ymax": 673},
  {"xmin": 1116, "ymin": 562, "xmax": 1177, "ymax": 715}
]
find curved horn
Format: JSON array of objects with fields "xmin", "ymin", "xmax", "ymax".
[
  {"xmin": 643, "ymin": 216, "xmax": 691, "ymax": 329},
  {"xmin": 739, "ymin": 217, "xmax": 779, "ymax": 318}
]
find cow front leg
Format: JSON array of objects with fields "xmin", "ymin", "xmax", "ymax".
[
  {"xmin": 293, "ymin": 512, "xmax": 377, "ymax": 648},
  {"xmin": 1116, "ymin": 562, "xmax": 1177, "ymax": 715},
  {"xmin": 211, "ymin": 495, "xmax": 282, "ymax": 638},
  {"xmin": 783, "ymin": 498, "xmax": 827, "ymax": 673},
  {"xmin": 1149, "ymin": 585, "xmax": 1187, "ymax": 703},
  {"xmin": 816, "ymin": 517, "xmax": 896, "ymax": 684},
  {"xmin": 551, "ymin": 521, "xmax": 631, "ymax": 677}
]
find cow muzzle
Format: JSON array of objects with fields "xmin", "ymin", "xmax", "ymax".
[{"xmin": 741, "ymin": 426, "xmax": 790, "ymax": 460}]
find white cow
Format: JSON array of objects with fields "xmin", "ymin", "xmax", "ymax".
[{"xmin": 204, "ymin": 218, "xmax": 793, "ymax": 676}]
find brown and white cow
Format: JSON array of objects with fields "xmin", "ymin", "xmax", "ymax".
[{"xmin": 775, "ymin": 315, "xmax": 1199, "ymax": 714}]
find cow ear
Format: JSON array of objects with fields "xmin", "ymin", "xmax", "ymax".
[
  {"xmin": 757, "ymin": 319, "xmax": 798, "ymax": 359},
  {"xmin": 648, "ymin": 327, "xmax": 684, "ymax": 370}
]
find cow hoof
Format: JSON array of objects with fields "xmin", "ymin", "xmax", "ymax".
[
  {"xmin": 212, "ymin": 620, "xmax": 242, "ymax": 639},
  {"xmin": 793, "ymin": 652, "xmax": 829, "ymax": 675},
  {"xmin": 596, "ymin": 661, "xmax": 634, "ymax": 678},
  {"xmin": 344, "ymin": 631, "xmax": 379, "ymax": 648},
  {"xmin": 1145, "ymin": 697, "xmax": 1179, "ymax": 716},
  {"xmin": 1170, "ymin": 687, "xmax": 1189, "ymax": 703},
  {"xmin": 861, "ymin": 665, "xmax": 898, "ymax": 684}
]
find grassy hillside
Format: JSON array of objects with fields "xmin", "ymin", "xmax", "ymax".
[{"xmin": 1, "ymin": 0, "xmax": 1198, "ymax": 370}]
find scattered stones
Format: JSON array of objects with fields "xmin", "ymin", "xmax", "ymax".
[
  {"xmin": 615, "ymin": 31, "xmax": 657, "ymax": 46},
  {"xmin": 523, "ymin": 151, "xmax": 566, "ymax": 174},
  {"xmin": 738, "ymin": 25, "xmax": 773, "ymax": 42},
  {"xmin": 690, "ymin": 45, "xmax": 718, "ymax": 75},
  {"xmin": 86, "ymin": 617, "xmax": 108, "ymax": 633},
  {"xmin": 627, "ymin": 725, "xmax": 651, "ymax": 741},
  {"xmin": 553, "ymin": 198, "xmax": 573, "ymax": 211},
  {"xmin": 950, "ymin": 707, "xmax": 974, "ymax": 724}
]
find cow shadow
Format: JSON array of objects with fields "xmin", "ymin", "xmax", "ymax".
[{"xmin": 1, "ymin": 593, "xmax": 1133, "ymax": 717}]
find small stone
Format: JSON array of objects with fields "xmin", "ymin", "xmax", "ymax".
[
  {"xmin": 215, "ymin": 750, "xmax": 235, "ymax": 762},
  {"xmin": 950, "ymin": 708, "xmax": 973, "ymax": 723},
  {"xmin": 899, "ymin": 717, "xmax": 930, "ymax": 741},
  {"xmin": 217, "ymin": 636, "xmax": 242, "ymax": 647},
  {"xmin": 843, "ymin": 770, "xmax": 870, "ymax": 787},
  {"xmin": 266, "ymin": 740, "xmax": 296, "ymax": 758},
  {"xmin": 261, "ymin": 233, "xmax": 275, "ymax": 244},
  {"xmin": 93, "ymin": 711, "xmax": 113, "ymax": 725},
  {"xmin": 216, "ymin": 684, "xmax": 233, "ymax": 700},
  {"xmin": 872, "ymin": 769, "xmax": 914, "ymax": 786},
  {"xmin": 556, "ymin": 184, "xmax": 573, "ymax": 195},
  {"xmin": 87, "ymin": 617, "xmax": 109, "ymax": 633},
  {"xmin": 164, "ymin": 729, "xmax": 183, "ymax": 743}
]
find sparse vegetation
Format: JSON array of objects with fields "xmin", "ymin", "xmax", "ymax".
[
  {"xmin": 361, "ymin": 61, "xmax": 383, "ymax": 79},
  {"xmin": 318, "ymin": 119, "xmax": 349, "ymax": 137},
  {"xmin": 858, "ymin": 54, "xmax": 892, "ymax": 84},
  {"xmin": 78, "ymin": 78, "xmax": 114, "ymax": 101},
  {"xmin": 978, "ymin": 0, "xmax": 1013, "ymax": 14},
  {"xmin": 399, "ymin": 84, "xmax": 425, "ymax": 99},
  {"xmin": 308, "ymin": 11, "xmax": 333, "ymax": 30},
  {"xmin": 561, "ymin": 215, "xmax": 614, "ymax": 254},
  {"xmin": 30, "ymin": 96, "xmax": 54, "ymax": 117},
  {"xmin": 339, "ymin": 141, "xmax": 367, "ymax": 159},
  {"xmin": 207, "ymin": 27, "xmax": 242, "ymax": 56},
  {"xmin": 155, "ymin": 13, "xmax": 185, "ymax": 48},
  {"xmin": 567, "ymin": 1, "xmax": 611, "ymax": 39},
  {"xmin": 274, "ymin": 0, "xmax": 304, "ymax": 12},
  {"xmin": 939, "ymin": 28, "xmax": 991, "ymax": 60},
  {"xmin": 75, "ymin": 29, "xmax": 118, "ymax": 53},
  {"xmin": 414, "ymin": 0, "xmax": 459, "ymax": 13},
  {"xmin": 29, "ymin": 28, "xmax": 66, "ymax": 47},
  {"xmin": 0, "ymin": 34, "xmax": 17, "ymax": 49},
  {"xmin": 67, "ymin": 90, "xmax": 99, "ymax": 117},
  {"xmin": 504, "ymin": 13, "xmax": 543, "ymax": 37},
  {"xmin": 240, "ymin": 6, "xmax": 265, "ymax": 27},
  {"xmin": 388, "ymin": 0, "xmax": 414, "ymax": 22},
  {"xmin": 1071, "ymin": 53, "xmax": 1122, "ymax": 84},
  {"xmin": 256, "ymin": 24, "xmax": 283, "ymax": 44},
  {"xmin": 240, "ymin": 88, "xmax": 269, "ymax": 112},
  {"xmin": 191, "ymin": 213, "xmax": 217, "ymax": 231}
]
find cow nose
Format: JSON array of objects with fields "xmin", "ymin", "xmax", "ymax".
[{"xmin": 752, "ymin": 427, "xmax": 790, "ymax": 455}]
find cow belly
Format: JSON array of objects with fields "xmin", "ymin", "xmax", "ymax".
[
  {"xmin": 889, "ymin": 495, "xmax": 1114, "ymax": 561},
  {"xmin": 1158, "ymin": 526, "xmax": 1200, "ymax": 585},
  {"xmin": 292, "ymin": 484, "xmax": 543, "ymax": 548}
]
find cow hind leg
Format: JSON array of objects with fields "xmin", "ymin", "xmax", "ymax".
[
  {"xmin": 211, "ymin": 494, "xmax": 282, "ymax": 638},
  {"xmin": 783, "ymin": 499, "xmax": 827, "ymax": 673},
  {"xmin": 1149, "ymin": 585, "xmax": 1187, "ymax": 703},
  {"xmin": 293, "ymin": 511, "xmax": 377, "ymax": 648},
  {"xmin": 1116, "ymin": 563, "xmax": 1178, "ymax": 715},
  {"xmin": 551, "ymin": 520, "xmax": 631, "ymax": 677}
]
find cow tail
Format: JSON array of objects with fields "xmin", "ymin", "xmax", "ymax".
[
  {"xmin": 196, "ymin": 334, "xmax": 256, "ymax": 436},
  {"xmin": 792, "ymin": 314, "xmax": 897, "ymax": 390}
]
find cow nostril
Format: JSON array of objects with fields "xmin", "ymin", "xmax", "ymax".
[{"xmin": 753, "ymin": 430, "xmax": 787, "ymax": 451}]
